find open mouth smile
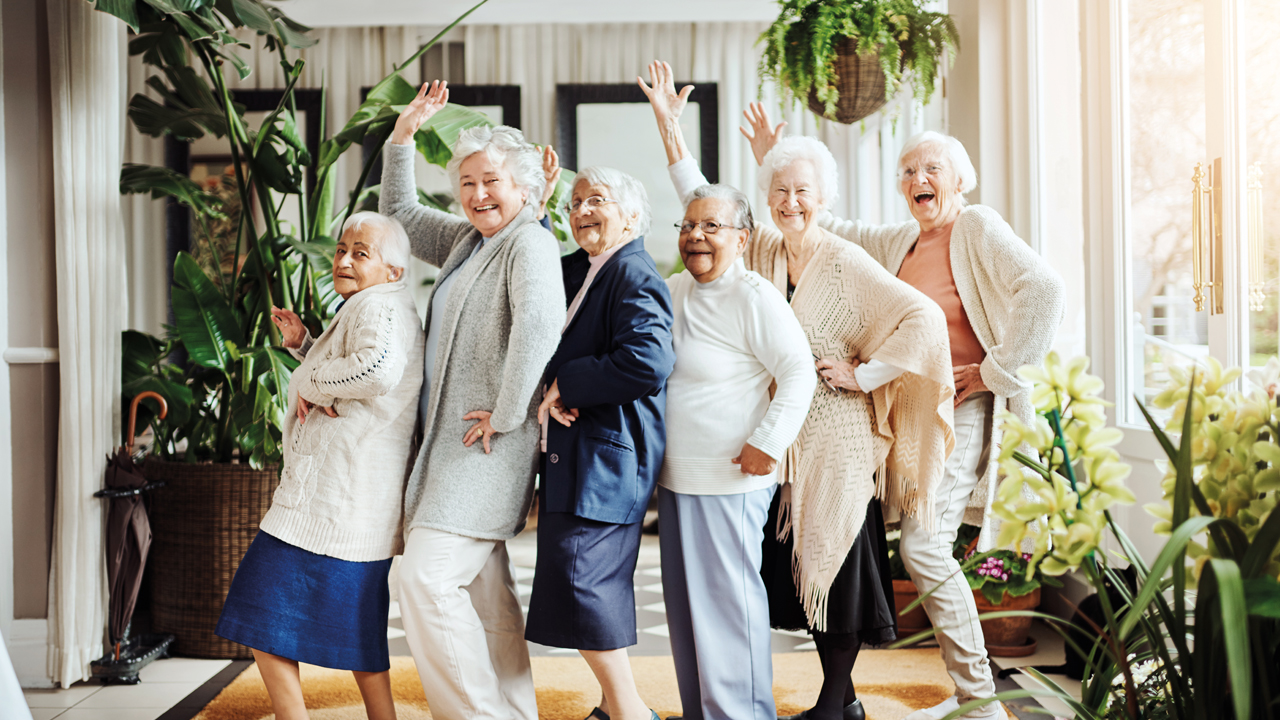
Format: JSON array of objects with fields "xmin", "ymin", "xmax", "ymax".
[
  {"xmin": 473, "ymin": 204, "xmax": 498, "ymax": 213},
  {"xmin": 913, "ymin": 191, "xmax": 936, "ymax": 205}
]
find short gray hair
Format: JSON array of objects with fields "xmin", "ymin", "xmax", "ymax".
[
  {"xmin": 686, "ymin": 184, "xmax": 754, "ymax": 235},
  {"xmin": 758, "ymin": 136, "xmax": 839, "ymax": 208},
  {"xmin": 446, "ymin": 125, "xmax": 546, "ymax": 209},
  {"xmin": 898, "ymin": 131, "xmax": 978, "ymax": 195},
  {"xmin": 573, "ymin": 166, "xmax": 652, "ymax": 236},
  {"xmin": 341, "ymin": 211, "xmax": 410, "ymax": 270}
]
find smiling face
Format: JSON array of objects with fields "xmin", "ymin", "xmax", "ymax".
[
  {"xmin": 766, "ymin": 159, "xmax": 824, "ymax": 237},
  {"xmin": 898, "ymin": 142, "xmax": 964, "ymax": 231},
  {"xmin": 569, "ymin": 180, "xmax": 637, "ymax": 256},
  {"xmin": 332, "ymin": 225, "xmax": 403, "ymax": 299},
  {"xmin": 680, "ymin": 197, "xmax": 749, "ymax": 284},
  {"xmin": 457, "ymin": 151, "xmax": 528, "ymax": 237}
]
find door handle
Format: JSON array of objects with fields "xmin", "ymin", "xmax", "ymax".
[{"xmin": 1191, "ymin": 158, "xmax": 1225, "ymax": 315}]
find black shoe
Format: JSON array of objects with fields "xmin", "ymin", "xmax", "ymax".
[
  {"xmin": 779, "ymin": 700, "xmax": 865, "ymax": 720},
  {"xmin": 586, "ymin": 708, "xmax": 610, "ymax": 720}
]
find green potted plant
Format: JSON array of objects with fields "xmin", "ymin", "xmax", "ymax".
[
  {"xmin": 93, "ymin": 0, "xmax": 553, "ymax": 658},
  {"xmin": 757, "ymin": 0, "xmax": 959, "ymax": 124},
  {"xmin": 955, "ymin": 536, "xmax": 1052, "ymax": 657},
  {"xmin": 913, "ymin": 352, "xmax": 1280, "ymax": 719}
]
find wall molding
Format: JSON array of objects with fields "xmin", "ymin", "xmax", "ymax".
[
  {"xmin": 0, "ymin": 0, "xmax": 16, "ymax": 650},
  {"xmin": 10, "ymin": 619, "xmax": 50, "ymax": 688}
]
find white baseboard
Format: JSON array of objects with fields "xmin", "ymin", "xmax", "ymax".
[{"xmin": 10, "ymin": 619, "xmax": 50, "ymax": 688}]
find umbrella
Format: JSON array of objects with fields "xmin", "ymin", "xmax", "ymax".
[{"xmin": 99, "ymin": 391, "xmax": 167, "ymax": 660}]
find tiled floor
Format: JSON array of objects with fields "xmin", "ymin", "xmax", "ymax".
[{"xmin": 21, "ymin": 522, "xmax": 1071, "ymax": 719}]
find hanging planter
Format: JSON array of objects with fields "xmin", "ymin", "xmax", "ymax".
[{"xmin": 758, "ymin": 0, "xmax": 959, "ymax": 124}]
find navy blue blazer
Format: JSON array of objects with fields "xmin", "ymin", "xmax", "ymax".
[{"xmin": 542, "ymin": 237, "xmax": 675, "ymax": 525}]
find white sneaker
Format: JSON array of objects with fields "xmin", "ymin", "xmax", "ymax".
[{"xmin": 903, "ymin": 695, "xmax": 1007, "ymax": 720}]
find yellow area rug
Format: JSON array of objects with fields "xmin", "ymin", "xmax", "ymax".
[{"xmin": 194, "ymin": 651, "xmax": 971, "ymax": 720}]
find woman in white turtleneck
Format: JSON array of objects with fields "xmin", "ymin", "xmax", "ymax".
[{"xmin": 659, "ymin": 183, "xmax": 816, "ymax": 720}]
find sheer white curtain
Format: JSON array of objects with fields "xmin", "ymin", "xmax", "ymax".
[
  {"xmin": 464, "ymin": 21, "xmax": 932, "ymax": 223},
  {"xmin": 45, "ymin": 0, "xmax": 127, "ymax": 687}
]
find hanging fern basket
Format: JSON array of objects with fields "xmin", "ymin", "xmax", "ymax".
[{"xmin": 807, "ymin": 37, "xmax": 889, "ymax": 124}]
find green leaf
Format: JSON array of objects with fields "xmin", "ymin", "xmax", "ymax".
[
  {"xmin": 227, "ymin": 0, "xmax": 273, "ymax": 34},
  {"xmin": 250, "ymin": 141, "xmax": 301, "ymax": 194},
  {"xmin": 1202, "ymin": 559, "xmax": 1252, "ymax": 720},
  {"xmin": 92, "ymin": 0, "xmax": 141, "ymax": 31},
  {"xmin": 413, "ymin": 104, "xmax": 495, "ymax": 167},
  {"xmin": 142, "ymin": 0, "xmax": 212, "ymax": 13},
  {"xmin": 266, "ymin": 9, "xmax": 317, "ymax": 49},
  {"xmin": 120, "ymin": 164, "xmax": 226, "ymax": 217},
  {"xmin": 171, "ymin": 252, "xmax": 244, "ymax": 372},
  {"xmin": 284, "ymin": 236, "xmax": 336, "ymax": 264},
  {"xmin": 1118, "ymin": 514, "xmax": 1216, "ymax": 638},
  {"xmin": 1242, "ymin": 505, "xmax": 1280, "ymax": 577},
  {"xmin": 1244, "ymin": 576, "xmax": 1280, "ymax": 618},
  {"xmin": 128, "ymin": 93, "xmax": 225, "ymax": 140}
]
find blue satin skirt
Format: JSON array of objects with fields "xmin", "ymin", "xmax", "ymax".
[{"xmin": 215, "ymin": 531, "xmax": 392, "ymax": 672}]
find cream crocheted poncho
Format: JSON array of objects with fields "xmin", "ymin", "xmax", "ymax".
[{"xmin": 747, "ymin": 226, "xmax": 954, "ymax": 628}]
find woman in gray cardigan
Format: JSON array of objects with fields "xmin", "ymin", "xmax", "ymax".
[{"xmin": 381, "ymin": 80, "xmax": 565, "ymax": 720}]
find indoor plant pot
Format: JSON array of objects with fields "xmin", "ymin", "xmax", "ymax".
[
  {"xmin": 144, "ymin": 459, "xmax": 276, "ymax": 658},
  {"xmin": 804, "ymin": 37, "xmax": 888, "ymax": 124},
  {"xmin": 892, "ymin": 578, "xmax": 932, "ymax": 639},
  {"xmin": 972, "ymin": 586, "xmax": 1041, "ymax": 657}
]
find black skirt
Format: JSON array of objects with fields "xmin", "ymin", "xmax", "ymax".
[{"xmin": 761, "ymin": 492, "xmax": 897, "ymax": 644}]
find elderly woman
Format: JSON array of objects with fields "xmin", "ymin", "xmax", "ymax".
[
  {"xmin": 215, "ymin": 211, "xmax": 425, "ymax": 720},
  {"xmin": 527, "ymin": 166, "xmax": 675, "ymax": 720},
  {"xmin": 381, "ymin": 81, "xmax": 565, "ymax": 720},
  {"xmin": 737, "ymin": 105, "xmax": 1065, "ymax": 720},
  {"xmin": 658, "ymin": 183, "xmax": 816, "ymax": 720},
  {"xmin": 643, "ymin": 61, "xmax": 955, "ymax": 720}
]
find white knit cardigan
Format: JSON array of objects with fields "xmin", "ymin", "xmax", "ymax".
[
  {"xmin": 258, "ymin": 281, "xmax": 426, "ymax": 562},
  {"xmin": 820, "ymin": 207, "xmax": 1065, "ymax": 548}
]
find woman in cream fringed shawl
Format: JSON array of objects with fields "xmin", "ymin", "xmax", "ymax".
[{"xmin": 643, "ymin": 61, "xmax": 953, "ymax": 720}]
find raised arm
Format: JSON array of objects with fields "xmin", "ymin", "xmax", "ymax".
[
  {"xmin": 379, "ymin": 81, "xmax": 472, "ymax": 268},
  {"xmin": 291, "ymin": 300, "xmax": 411, "ymax": 406},
  {"xmin": 556, "ymin": 271, "xmax": 675, "ymax": 410},
  {"xmin": 639, "ymin": 60, "xmax": 696, "ymax": 167}
]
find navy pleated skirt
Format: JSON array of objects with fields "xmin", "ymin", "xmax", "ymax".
[
  {"xmin": 215, "ymin": 531, "xmax": 392, "ymax": 672},
  {"xmin": 525, "ymin": 498, "xmax": 644, "ymax": 651}
]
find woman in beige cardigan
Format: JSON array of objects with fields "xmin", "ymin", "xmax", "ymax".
[
  {"xmin": 732, "ymin": 104, "xmax": 1065, "ymax": 720},
  {"xmin": 643, "ymin": 61, "xmax": 954, "ymax": 720}
]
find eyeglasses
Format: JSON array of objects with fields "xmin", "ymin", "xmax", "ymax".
[
  {"xmin": 566, "ymin": 195, "xmax": 616, "ymax": 212},
  {"xmin": 675, "ymin": 220, "xmax": 743, "ymax": 235},
  {"xmin": 898, "ymin": 164, "xmax": 946, "ymax": 181}
]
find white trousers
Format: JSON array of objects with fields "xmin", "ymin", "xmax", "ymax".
[
  {"xmin": 399, "ymin": 527, "xmax": 538, "ymax": 720},
  {"xmin": 900, "ymin": 393, "xmax": 997, "ymax": 709}
]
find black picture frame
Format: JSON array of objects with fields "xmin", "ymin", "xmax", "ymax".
[
  {"xmin": 358, "ymin": 84, "xmax": 523, "ymax": 187},
  {"xmin": 554, "ymin": 83, "xmax": 718, "ymax": 182},
  {"xmin": 164, "ymin": 89, "xmax": 324, "ymax": 287}
]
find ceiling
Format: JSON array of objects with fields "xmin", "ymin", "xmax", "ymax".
[{"xmin": 280, "ymin": 0, "xmax": 781, "ymax": 28}]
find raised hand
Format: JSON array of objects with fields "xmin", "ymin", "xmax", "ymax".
[
  {"xmin": 637, "ymin": 60, "xmax": 694, "ymax": 124},
  {"xmin": 270, "ymin": 306, "xmax": 306, "ymax": 348},
  {"xmin": 391, "ymin": 80, "xmax": 449, "ymax": 146},
  {"xmin": 537, "ymin": 145, "xmax": 562, "ymax": 220},
  {"xmin": 740, "ymin": 102, "xmax": 787, "ymax": 166}
]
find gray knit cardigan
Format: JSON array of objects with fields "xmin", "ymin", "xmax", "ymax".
[{"xmin": 380, "ymin": 142, "xmax": 566, "ymax": 541}]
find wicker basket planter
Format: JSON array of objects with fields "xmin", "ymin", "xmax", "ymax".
[
  {"xmin": 806, "ymin": 37, "xmax": 889, "ymax": 124},
  {"xmin": 144, "ymin": 459, "xmax": 277, "ymax": 659}
]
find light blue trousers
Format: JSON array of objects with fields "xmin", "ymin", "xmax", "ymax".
[{"xmin": 658, "ymin": 485, "xmax": 777, "ymax": 720}]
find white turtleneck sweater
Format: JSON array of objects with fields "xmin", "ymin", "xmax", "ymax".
[{"xmin": 660, "ymin": 259, "xmax": 817, "ymax": 495}]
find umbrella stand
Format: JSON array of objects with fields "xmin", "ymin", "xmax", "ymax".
[{"xmin": 89, "ymin": 391, "xmax": 176, "ymax": 685}]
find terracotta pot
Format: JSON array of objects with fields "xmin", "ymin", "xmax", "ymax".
[
  {"xmin": 972, "ymin": 586, "xmax": 1041, "ymax": 657},
  {"xmin": 892, "ymin": 579, "xmax": 932, "ymax": 638}
]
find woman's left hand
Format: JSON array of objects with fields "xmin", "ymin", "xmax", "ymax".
[
  {"xmin": 953, "ymin": 363, "xmax": 988, "ymax": 406},
  {"xmin": 537, "ymin": 145, "xmax": 561, "ymax": 220},
  {"xmin": 732, "ymin": 443, "xmax": 777, "ymax": 476},
  {"xmin": 816, "ymin": 357, "xmax": 862, "ymax": 393},
  {"xmin": 463, "ymin": 410, "xmax": 500, "ymax": 454},
  {"xmin": 297, "ymin": 396, "xmax": 338, "ymax": 424}
]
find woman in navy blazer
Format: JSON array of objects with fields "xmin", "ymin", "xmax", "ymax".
[{"xmin": 528, "ymin": 165, "xmax": 675, "ymax": 720}]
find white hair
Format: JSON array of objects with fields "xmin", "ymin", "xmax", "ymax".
[
  {"xmin": 685, "ymin": 184, "xmax": 754, "ymax": 235},
  {"xmin": 573, "ymin": 166, "xmax": 652, "ymax": 236},
  {"xmin": 341, "ymin": 211, "xmax": 410, "ymax": 271},
  {"xmin": 898, "ymin": 131, "xmax": 978, "ymax": 195},
  {"xmin": 757, "ymin": 136, "xmax": 839, "ymax": 209},
  {"xmin": 446, "ymin": 125, "xmax": 545, "ymax": 209}
]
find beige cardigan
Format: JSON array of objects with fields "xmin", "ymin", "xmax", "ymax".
[
  {"xmin": 820, "ymin": 207, "xmax": 1065, "ymax": 549},
  {"xmin": 748, "ymin": 227, "xmax": 954, "ymax": 628}
]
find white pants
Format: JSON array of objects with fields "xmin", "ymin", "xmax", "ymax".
[
  {"xmin": 900, "ymin": 393, "xmax": 997, "ymax": 709},
  {"xmin": 399, "ymin": 527, "xmax": 538, "ymax": 720}
]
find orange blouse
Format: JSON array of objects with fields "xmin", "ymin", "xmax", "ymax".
[{"xmin": 896, "ymin": 228, "xmax": 987, "ymax": 368}]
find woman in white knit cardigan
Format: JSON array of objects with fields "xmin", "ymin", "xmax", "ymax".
[
  {"xmin": 216, "ymin": 212, "xmax": 425, "ymax": 720},
  {"xmin": 734, "ymin": 105, "xmax": 1066, "ymax": 720}
]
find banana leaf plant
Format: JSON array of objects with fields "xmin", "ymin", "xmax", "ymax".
[{"xmin": 97, "ymin": 0, "xmax": 557, "ymax": 467}]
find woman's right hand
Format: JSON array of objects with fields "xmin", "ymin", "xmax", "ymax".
[
  {"xmin": 391, "ymin": 80, "xmax": 449, "ymax": 146},
  {"xmin": 638, "ymin": 60, "xmax": 693, "ymax": 124},
  {"xmin": 270, "ymin": 306, "xmax": 305, "ymax": 348},
  {"xmin": 740, "ymin": 102, "xmax": 787, "ymax": 166}
]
